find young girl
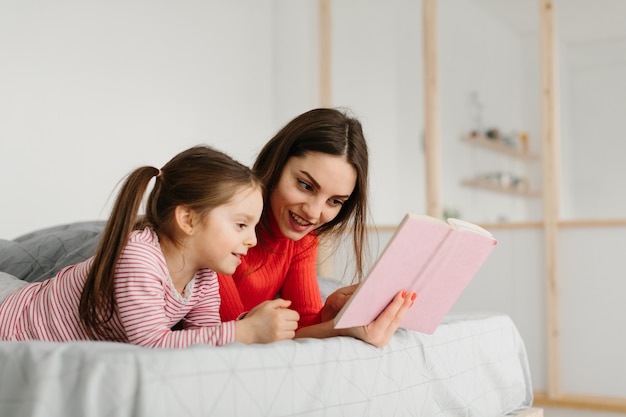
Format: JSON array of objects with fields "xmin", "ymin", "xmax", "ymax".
[
  {"xmin": 0, "ymin": 145, "xmax": 299, "ymax": 347},
  {"xmin": 218, "ymin": 108, "xmax": 414, "ymax": 348}
]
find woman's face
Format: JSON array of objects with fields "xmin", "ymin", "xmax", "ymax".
[{"xmin": 269, "ymin": 152, "xmax": 357, "ymax": 241}]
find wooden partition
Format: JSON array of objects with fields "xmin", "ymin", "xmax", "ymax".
[
  {"xmin": 535, "ymin": 0, "xmax": 626, "ymax": 411},
  {"xmin": 317, "ymin": 1, "xmax": 626, "ymax": 410},
  {"xmin": 422, "ymin": 0, "xmax": 441, "ymax": 219},
  {"xmin": 538, "ymin": 0, "xmax": 562, "ymax": 399},
  {"xmin": 315, "ymin": 0, "xmax": 334, "ymax": 279}
]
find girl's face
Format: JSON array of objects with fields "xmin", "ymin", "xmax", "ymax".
[
  {"xmin": 270, "ymin": 152, "xmax": 357, "ymax": 241},
  {"xmin": 190, "ymin": 185, "xmax": 263, "ymax": 274}
]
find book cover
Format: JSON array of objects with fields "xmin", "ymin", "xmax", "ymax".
[{"xmin": 333, "ymin": 213, "xmax": 497, "ymax": 334}]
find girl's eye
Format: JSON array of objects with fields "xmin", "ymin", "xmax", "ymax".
[
  {"xmin": 297, "ymin": 179, "xmax": 313, "ymax": 191},
  {"xmin": 329, "ymin": 199, "xmax": 344, "ymax": 207},
  {"xmin": 236, "ymin": 223, "xmax": 247, "ymax": 230}
]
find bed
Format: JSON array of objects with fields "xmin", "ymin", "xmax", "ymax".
[{"xmin": 0, "ymin": 221, "xmax": 542, "ymax": 417}]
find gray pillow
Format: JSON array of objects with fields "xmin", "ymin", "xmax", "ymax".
[
  {"xmin": 0, "ymin": 221, "xmax": 104, "ymax": 282},
  {"xmin": 0, "ymin": 271, "xmax": 29, "ymax": 305}
]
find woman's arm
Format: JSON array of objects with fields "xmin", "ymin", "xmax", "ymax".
[{"xmin": 295, "ymin": 289, "xmax": 414, "ymax": 348}]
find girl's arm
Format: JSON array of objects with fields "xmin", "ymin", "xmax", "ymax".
[
  {"xmin": 234, "ymin": 298, "xmax": 299, "ymax": 343},
  {"xmin": 114, "ymin": 240, "xmax": 239, "ymax": 348},
  {"xmin": 295, "ymin": 289, "xmax": 414, "ymax": 348}
]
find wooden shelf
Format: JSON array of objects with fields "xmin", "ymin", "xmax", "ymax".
[
  {"xmin": 461, "ymin": 135, "xmax": 540, "ymax": 159},
  {"xmin": 461, "ymin": 179, "xmax": 542, "ymax": 197}
]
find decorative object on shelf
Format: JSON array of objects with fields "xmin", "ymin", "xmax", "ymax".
[
  {"xmin": 442, "ymin": 206, "xmax": 461, "ymax": 220},
  {"xmin": 460, "ymin": 131, "xmax": 541, "ymax": 197},
  {"xmin": 471, "ymin": 172, "xmax": 530, "ymax": 191},
  {"xmin": 469, "ymin": 129, "xmax": 533, "ymax": 155},
  {"xmin": 460, "ymin": 177, "xmax": 540, "ymax": 197},
  {"xmin": 462, "ymin": 133, "xmax": 539, "ymax": 159},
  {"xmin": 519, "ymin": 132, "xmax": 529, "ymax": 153}
]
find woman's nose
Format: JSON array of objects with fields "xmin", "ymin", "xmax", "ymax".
[{"xmin": 302, "ymin": 198, "xmax": 325, "ymax": 222}]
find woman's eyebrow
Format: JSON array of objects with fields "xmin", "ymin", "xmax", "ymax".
[{"xmin": 300, "ymin": 170, "xmax": 320, "ymax": 189}]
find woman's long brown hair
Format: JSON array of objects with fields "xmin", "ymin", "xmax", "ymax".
[{"xmin": 253, "ymin": 108, "xmax": 370, "ymax": 281}]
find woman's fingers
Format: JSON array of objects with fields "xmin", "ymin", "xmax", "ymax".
[
  {"xmin": 321, "ymin": 283, "xmax": 360, "ymax": 322},
  {"xmin": 359, "ymin": 290, "xmax": 416, "ymax": 347}
]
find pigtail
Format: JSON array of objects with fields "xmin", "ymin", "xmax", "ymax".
[{"xmin": 79, "ymin": 166, "xmax": 159, "ymax": 340}]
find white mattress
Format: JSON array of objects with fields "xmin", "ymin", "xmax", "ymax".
[{"xmin": 0, "ymin": 312, "xmax": 533, "ymax": 417}]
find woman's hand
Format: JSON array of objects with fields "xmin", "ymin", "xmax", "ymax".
[
  {"xmin": 235, "ymin": 298, "xmax": 300, "ymax": 344},
  {"xmin": 340, "ymin": 290, "xmax": 415, "ymax": 348},
  {"xmin": 320, "ymin": 283, "xmax": 359, "ymax": 322},
  {"xmin": 296, "ymin": 289, "xmax": 416, "ymax": 348}
]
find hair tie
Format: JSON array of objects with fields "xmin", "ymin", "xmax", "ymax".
[{"xmin": 156, "ymin": 169, "xmax": 162, "ymax": 179}]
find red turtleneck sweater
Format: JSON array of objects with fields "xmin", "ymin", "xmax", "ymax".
[{"xmin": 218, "ymin": 219, "xmax": 323, "ymax": 329}]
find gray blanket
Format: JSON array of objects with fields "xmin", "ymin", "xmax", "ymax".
[{"xmin": 0, "ymin": 221, "xmax": 104, "ymax": 282}]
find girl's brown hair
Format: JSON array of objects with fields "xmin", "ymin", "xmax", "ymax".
[
  {"xmin": 253, "ymin": 108, "xmax": 369, "ymax": 280},
  {"xmin": 79, "ymin": 145, "xmax": 262, "ymax": 340}
]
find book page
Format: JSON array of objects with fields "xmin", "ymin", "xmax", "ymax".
[
  {"xmin": 447, "ymin": 218, "xmax": 493, "ymax": 237},
  {"xmin": 399, "ymin": 230, "xmax": 496, "ymax": 333}
]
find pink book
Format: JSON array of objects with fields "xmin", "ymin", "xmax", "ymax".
[{"xmin": 333, "ymin": 213, "xmax": 497, "ymax": 334}]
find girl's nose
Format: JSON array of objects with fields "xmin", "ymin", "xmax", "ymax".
[{"xmin": 245, "ymin": 230, "xmax": 258, "ymax": 248}]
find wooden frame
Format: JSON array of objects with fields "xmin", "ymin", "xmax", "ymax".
[
  {"xmin": 317, "ymin": 0, "xmax": 626, "ymax": 412},
  {"xmin": 539, "ymin": 0, "xmax": 562, "ymax": 399},
  {"xmin": 537, "ymin": 0, "xmax": 626, "ymax": 411},
  {"xmin": 422, "ymin": 0, "xmax": 626, "ymax": 412},
  {"xmin": 316, "ymin": 0, "xmax": 334, "ymax": 278},
  {"xmin": 422, "ymin": 0, "xmax": 441, "ymax": 218},
  {"xmin": 508, "ymin": 408, "xmax": 544, "ymax": 417},
  {"xmin": 316, "ymin": 1, "xmax": 543, "ymax": 416}
]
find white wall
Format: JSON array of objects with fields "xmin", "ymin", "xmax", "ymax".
[
  {"xmin": 332, "ymin": 0, "xmax": 426, "ymax": 226},
  {"xmin": 560, "ymin": 37, "xmax": 626, "ymax": 220},
  {"xmin": 0, "ymin": 0, "xmax": 291, "ymax": 239},
  {"xmin": 0, "ymin": 0, "xmax": 540, "ymax": 235}
]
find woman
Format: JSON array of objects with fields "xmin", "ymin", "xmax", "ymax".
[{"xmin": 218, "ymin": 108, "xmax": 414, "ymax": 347}]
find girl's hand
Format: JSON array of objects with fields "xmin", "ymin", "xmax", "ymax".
[
  {"xmin": 320, "ymin": 283, "xmax": 359, "ymax": 322},
  {"xmin": 340, "ymin": 290, "xmax": 415, "ymax": 348},
  {"xmin": 235, "ymin": 298, "xmax": 300, "ymax": 344}
]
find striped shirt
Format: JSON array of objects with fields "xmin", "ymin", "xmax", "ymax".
[{"xmin": 0, "ymin": 228, "xmax": 235, "ymax": 347}]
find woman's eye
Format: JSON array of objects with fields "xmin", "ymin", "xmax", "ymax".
[
  {"xmin": 297, "ymin": 179, "xmax": 313, "ymax": 191},
  {"xmin": 329, "ymin": 199, "xmax": 344, "ymax": 207},
  {"xmin": 236, "ymin": 223, "xmax": 247, "ymax": 230}
]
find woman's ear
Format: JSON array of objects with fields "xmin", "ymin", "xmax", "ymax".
[{"xmin": 174, "ymin": 205, "xmax": 195, "ymax": 236}]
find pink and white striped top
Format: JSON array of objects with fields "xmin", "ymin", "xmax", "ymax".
[{"xmin": 0, "ymin": 228, "xmax": 236, "ymax": 347}]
